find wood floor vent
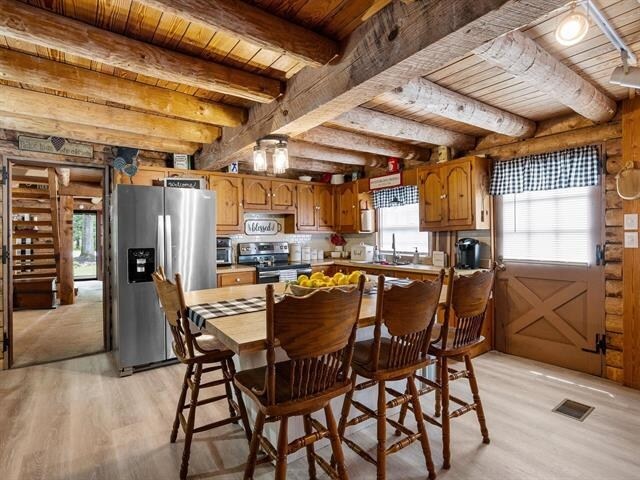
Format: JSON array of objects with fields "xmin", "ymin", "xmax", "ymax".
[{"xmin": 552, "ymin": 399, "xmax": 594, "ymax": 422}]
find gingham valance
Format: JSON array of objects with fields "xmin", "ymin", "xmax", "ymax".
[
  {"xmin": 490, "ymin": 145, "xmax": 600, "ymax": 196},
  {"xmin": 372, "ymin": 185, "xmax": 418, "ymax": 209}
]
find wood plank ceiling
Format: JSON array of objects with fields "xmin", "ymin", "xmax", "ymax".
[{"xmin": 0, "ymin": 0, "xmax": 636, "ymax": 173}]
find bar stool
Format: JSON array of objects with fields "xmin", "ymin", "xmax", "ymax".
[
  {"xmin": 397, "ymin": 268, "xmax": 495, "ymax": 469},
  {"xmin": 336, "ymin": 272, "xmax": 445, "ymax": 480},
  {"xmin": 152, "ymin": 268, "xmax": 252, "ymax": 480},
  {"xmin": 234, "ymin": 277, "xmax": 365, "ymax": 480}
]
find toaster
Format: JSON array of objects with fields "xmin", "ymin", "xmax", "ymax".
[{"xmin": 351, "ymin": 244, "xmax": 374, "ymax": 262}]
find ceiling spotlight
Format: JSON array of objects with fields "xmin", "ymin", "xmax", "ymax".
[{"xmin": 555, "ymin": 9, "xmax": 590, "ymax": 46}]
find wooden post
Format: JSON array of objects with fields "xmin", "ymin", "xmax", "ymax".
[{"xmin": 58, "ymin": 196, "xmax": 74, "ymax": 305}]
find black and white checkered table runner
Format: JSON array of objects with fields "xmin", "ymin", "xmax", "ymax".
[{"xmin": 187, "ymin": 278, "xmax": 415, "ymax": 328}]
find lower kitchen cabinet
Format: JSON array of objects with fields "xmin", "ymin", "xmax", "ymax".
[{"xmin": 217, "ymin": 271, "xmax": 256, "ymax": 287}]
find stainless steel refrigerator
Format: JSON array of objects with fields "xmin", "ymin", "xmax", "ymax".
[{"xmin": 112, "ymin": 185, "xmax": 216, "ymax": 375}]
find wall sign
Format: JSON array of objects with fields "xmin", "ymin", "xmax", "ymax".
[
  {"xmin": 173, "ymin": 154, "xmax": 190, "ymax": 169},
  {"xmin": 18, "ymin": 135, "xmax": 93, "ymax": 158},
  {"xmin": 244, "ymin": 219, "xmax": 281, "ymax": 235},
  {"xmin": 163, "ymin": 177, "xmax": 204, "ymax": 189},
  {"xmin": 369, "ymin": 172, "xmax": 402, "ymax": 190},
  {"xmin": 227, "ymin": 162, "xmax": 239, "ymax": 174}
]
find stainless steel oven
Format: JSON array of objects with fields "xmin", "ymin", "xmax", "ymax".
[{"xmin": 216, "ymin": 237, "xmax": 233, "ymax": 266}]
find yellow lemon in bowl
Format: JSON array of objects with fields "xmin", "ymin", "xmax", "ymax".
[{"xmin": 298, "ymin": 274, "xmax": 309, "ymax": 283}]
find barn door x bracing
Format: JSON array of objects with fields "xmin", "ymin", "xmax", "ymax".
[{"xmin": 494, "ymin": 185, "xmax": 604, "ymax": 376}]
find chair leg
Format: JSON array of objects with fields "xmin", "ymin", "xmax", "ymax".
[
  {"xmin": 325, "ymin": 404, "xmax": 349, "ymax": 480},
  {"xmin": 395, "ymin": 388, "xmax": 409, "ymax": 436},
  {"xmin": 376, "ymin": 380, "xmax": 387, "ymax": 480},
  {"xmin": 434, "ymin": 358, "xmax": 442, "ymax": 418},
  {"xmin": 333, "ymin": 371, "xmax": 357, "ymax": 469},
  {"xmin": 171, "ymin": 363, "xmax": 192, "ymax": 443},
  {"xmin": 464, "ymin": 354, "xmax": 490, "ymax": 444},
  {"xmin": 408, "ymin": 375, "xmax": 436, "ymax": 480},
  {"xmin": 243, "ymin": 411, "xmax": 265, "ymax": 480},
  {"xmin": 440, "ymin": 357, "xmax": 451, "ymax": 470},
  {"xmin": 180, "ymin": 363, "xmax": 202, "ymax": 480},
  {"xmin": 275, "ymin": 416, "xmax": 289, "ymax": 480},
  {"xmin": 303, "ymin": 414, "xmax": 317, "ymax": 480},
  {"xmin": 227, "ymin": 358, "xmax": 253, "ymax": 442},
  {"xmin": 220, "ymin": 359, "xmax": 236, "ymax": 420}
]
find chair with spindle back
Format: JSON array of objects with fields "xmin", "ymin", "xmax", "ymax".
[
  {"xmin": 336, "ymin": 272, "xmax": 445, "ymax": 480},
  {"xmin": 234, "ymin": 276, "xmax": 366, "ymax": 480},
  {"xmin": 397, "ymin": 267, "xmax": 495, "ymax": 469},
  {"xmin": 152, "ymin": 268, "xmax": 252, "ymax": 480}
]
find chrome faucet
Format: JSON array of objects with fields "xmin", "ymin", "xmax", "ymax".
[{"xmin": 392, "ymin": 233, "xmax": 399, "ymax": 264}]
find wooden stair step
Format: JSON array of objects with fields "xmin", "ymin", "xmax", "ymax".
[
  {"xmin": 12, "ymin": 175, "xmax": 49, "ymax": 185},
  {"xmin": 12, "ymin": 191, "xmax": 50, "ymax": 199},
  {"xmin": 14, "ymin": 271, "xmax": 57, "ymax": 280},
  {"xmin": 13, "ymin": 220, "xmax": 53, "ymax": 227},
  {"xmin": 14, "ymin": 254, "xmax": 56, "ymax": 261},
  {"xmin": 12, "ymin": 206, "xmax": 52, "ymax": 214},
  {"xmin": 13, "ymin": 244, "xmax": 54, "ymax": 250},
  {"xmin": 14, "ymin": 231, "xmax": 53, "ymax": 239},
  {"xmin": 13, "ymin": 263, "xmax": 57, "ymax": 271}
]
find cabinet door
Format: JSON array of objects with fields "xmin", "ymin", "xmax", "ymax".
[
  {"xmin": 337, "ymin": 182, "xmax": 358, "ymax": 233},
  {"xmin": 296, "ymin": 184, "xmax": 317, "ymax": 231},
  {"xmin": 243, "ymin": 178, "xmax": 271, "ymax": 210},
  {"xmin": 271, "ymin": 181, "xmax": 296, "ymax": 211},
  {"xmin": 209, "ymin": 175, "xmax": 243, "ymax": 233},
  {"xmin": 419, "ymin": 168, "xmax": 444, "ymax": 230},
  {"xmin": 316, "ymin": 184, "xmax": 335, "ymax": 231},
  {"xmin": 444, "ymin": 162, "xmax": 473, "ymax": 227},
  {"xmin": 125, "ymin": 167, "xmax": 167, "ymax": 186}
]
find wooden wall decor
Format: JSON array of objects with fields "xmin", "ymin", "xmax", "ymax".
[{"xmin": 18, "ymin": 135, "xmax": 93, "ymax": 158}]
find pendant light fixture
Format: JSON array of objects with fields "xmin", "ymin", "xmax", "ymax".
[
  {"xmin": 252, "ymin": 135, "xmax": 289, "ymax": 174},
  {"xmin": 555, "ymin": 2, "xmax": 590, "ymax": 46}
]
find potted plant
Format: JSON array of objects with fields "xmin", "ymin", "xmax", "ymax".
[{"xmin": 330, "ymin": 233, "xmax": 347, "ymax": 252}]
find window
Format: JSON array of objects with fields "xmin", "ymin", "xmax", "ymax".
[
  {"xmin": 378, "ymin": 203, "xmax": 430, "ymax": 253},
  {"xmin": 500, "ymin": 186, "xmax": 593, "ymax": 263}
]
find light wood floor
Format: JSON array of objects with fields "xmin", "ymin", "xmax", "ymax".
[
  {"xmin": 12, "ymin": 280, "xmax": 104, "ymax": 367},
  {"xmin": 0, "ymin": 351, "xmax": 638, "ymax": 479}
]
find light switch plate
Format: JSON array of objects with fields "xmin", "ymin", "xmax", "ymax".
[
  {"xmin": 624, "ymin": 213, "xmax": 638, "ymax": 231},
  {"xmin": 625, "ymin": 231, "xmax": 639, "ymax": 248}
]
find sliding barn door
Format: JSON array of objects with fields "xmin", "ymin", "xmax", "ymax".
[{"xmin": 494, "ymin": 185, "xmax": 604, "ymax": 376}]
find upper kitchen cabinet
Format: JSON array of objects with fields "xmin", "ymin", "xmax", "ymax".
[
  {"xmin": 287, "ymin": 183, "xmax": 335, "ymax": 232},
  {"xmin": 116, "ymin": 166, "xmax": 167, "ymax": 186},
  {"xmin": 418, "ymin": 156, "xmax": 490, "ymax": 232},
  {"xmin": 336, "ymin": 182, "xmax": 358, "ymax": 233},
  {"xmin": 243, "ymin": 177, "xmax": 272, "ymax": 211},
  {"xmin": 271, "ymin": 181, "xmax": 296, "ymax": 212},
  {"xmin": 209, "ymin": 174, "xmax": 244, "ymax": 234}
]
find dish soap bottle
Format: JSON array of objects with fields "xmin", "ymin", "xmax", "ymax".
[{"xmin": 412, "ymin": 247, "xmax": 420, "ymax": 264}]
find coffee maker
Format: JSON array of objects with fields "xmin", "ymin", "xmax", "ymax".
[{"xmin": 456, "ymin": 238, "xmax": 480, "ymax": 269}]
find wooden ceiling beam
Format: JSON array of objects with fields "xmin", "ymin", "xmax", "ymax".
[
  {"xmin": 0, "ymin": 48, "xmax": 245, "ymax": 127},
  {"xmin": 295, "ymin": 126, "xmax": 429, "ymax": 160},
  {"xmin": 0, "ymin": 0, "xmax": 281, "ymax": 103},
  {"xmin": 136, "ymin": 0, "xmax": 338, "ymax": 67},
  {"xmin": 197, "ymin": 0, "xmax": 569, "ymax": 169},
  {"xmin": 475, "ymin": 30, "xmax": 617, "ymax": 123},
  {"xmin": 0, "ymin": 114, "xmax": 199, "ymax": 154},
  {"xmin": 329, "ymin": 107, "xmax": 476, "ymax": 150},
  {"xmin": 287, "ymin": 141, "xmax": 386, "ymax": 167},
  {"xmin": 388, "ymin": 77, "xmax": 536, "ymax": 137},
  {"xmin": 0, "ymin": 85, "xmax": 218, "ymax": 144},
  {"xmin": 236, "ymin": 156, "xmax": 355, "ymax": 174}
]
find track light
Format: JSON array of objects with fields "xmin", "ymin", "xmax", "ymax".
[{"xmin": 555, "ymin": 9, "xmax": 590, "ymax": 46}]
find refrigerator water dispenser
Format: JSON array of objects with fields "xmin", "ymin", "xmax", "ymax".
[{"xmin": 127, "ymin": 248, "xmax": 155, "ymax": 283}]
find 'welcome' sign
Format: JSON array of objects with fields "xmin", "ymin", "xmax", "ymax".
[{"xmin": 244, "ymin": 219, "xmax": 281, "ymax": 235}]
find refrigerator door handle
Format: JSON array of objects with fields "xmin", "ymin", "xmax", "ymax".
[
  {"xmin": 157, "ymin": 215, "xmax": 165, "ymax": 274},
  {"xmin": 165, "ymin": 214, "xmax": 173, "ymax": 278}
]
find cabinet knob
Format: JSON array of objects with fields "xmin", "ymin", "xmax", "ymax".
[
  {"xmin": 440, "ymin": 194, "xmax": 447, "ymax": 199},
  {"xmin": 235, "ymin": 277, "xmax": 241, "ymax": 283}
]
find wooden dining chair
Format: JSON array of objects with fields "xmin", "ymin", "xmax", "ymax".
[
  {"xmin": 336, "ymin": 272, "xmax": 445, "ymax": 480},
  {"xmin": 152, "ymin": 267, "xmax": 252, "ymax": 480},
  {"xmin": 396, "ymin": 267, "xmax": 495, "ymax": 469},
  {"xmin": 234, "ymin": 276, "xmax": 365, "ymax": 480}
]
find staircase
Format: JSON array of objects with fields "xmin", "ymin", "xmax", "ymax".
[{"xmin": 11, "ymin": 168, "xmax": 61, "ymax": 288}]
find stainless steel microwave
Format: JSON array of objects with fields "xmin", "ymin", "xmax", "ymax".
[{"xmin": 216, "ymin": 237, "xmax": 233, "ymax": 266}]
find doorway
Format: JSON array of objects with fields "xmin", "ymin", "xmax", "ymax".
[
  {"xmin": 7, "ymin": 161, "xmax": 107, "ymax": 368},
  {"xmin": 494, "ymin": 185, "xmax": 605, "ymax": 376}
]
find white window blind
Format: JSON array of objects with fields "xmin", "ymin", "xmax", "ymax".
[
  {"xmin": 378, "ymin": 203, "xmax": 430, "ymax": 253},
  {"xmin": 500, "ymin": 186, "xmax": 593, "ymax": 263}
]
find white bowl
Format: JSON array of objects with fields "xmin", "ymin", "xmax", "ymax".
[
  {"xmin": 298, "ymin": 175, "xmax": 312, "ymax": 181},
  {"xmin": 330, "ymin": 251, "xmax": 342, "ymax": 258},
  {"xmin": 330, "ymin": 174, "xmax": 344, "ymax": 185}
]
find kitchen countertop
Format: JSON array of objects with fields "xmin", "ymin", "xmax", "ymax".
[
  {"xmin": 309, "ymin": 259, "xmax": 485, "ymax": 276},
  {"xmin": 216, "ymin": 265, "xmax": 256, "ymax": 274}
]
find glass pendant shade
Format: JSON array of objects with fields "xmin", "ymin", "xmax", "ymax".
[
  {"xmin": 253, "ymin": 145, "xmax": 267, "ymax": 172},
  {"xmin": 555, "ymin": 10, "xmax": 589, "ymax": 46},
  {"xmin": 273, "ymin": 142, "xmax": 289, "ymax": 174}
]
